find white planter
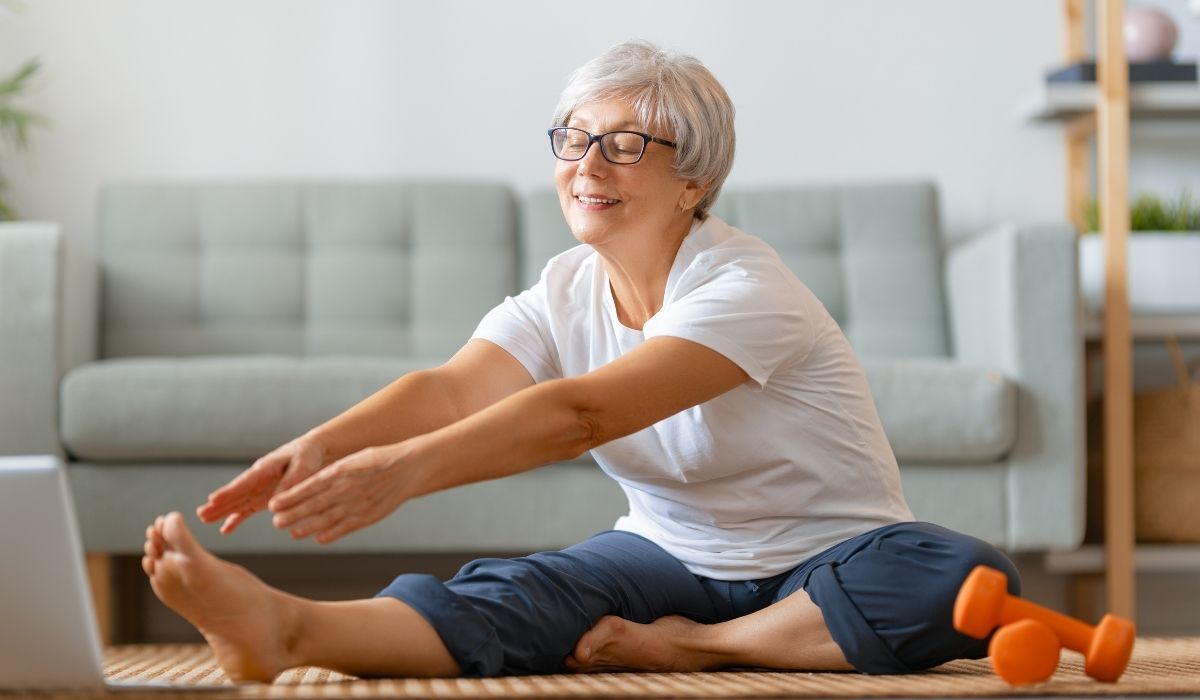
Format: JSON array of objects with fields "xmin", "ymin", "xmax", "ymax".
[{"xmin": 1079, "ymin": 232, "xmax": 1200, "ymax": 314}]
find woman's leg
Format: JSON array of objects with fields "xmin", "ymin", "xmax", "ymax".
[
  {"xmin": 375, "ymin": 529, "xmax": 721, "ymax": 676},
  {"xmin": 568, "ymin": 522, "xmax": 1020, "ymax": 674},
  {"xmin": 143, "ymin": 512, "xmax": 460, "ymax": 682},
  {"xmin": 566, "ymin": 588, "xmax": 852, "ymax": 672},
  {"xmin": 145, "ymin": 513, "xmax": 720, "ymax": 680}
]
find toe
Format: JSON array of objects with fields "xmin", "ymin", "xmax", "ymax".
[
  {"xmin": 163, "ymin": 511, "xmax": 203, "ymax": 556},
  {"xmin": 142, "ymin": 555, "xmax": 155, "ymax": 576},
  {"xmin": 144, "ymin": 526, "xmax": 161, "ymax": 557}
]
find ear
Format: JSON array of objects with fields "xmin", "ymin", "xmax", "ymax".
[{"xmin": 678, "ymin": 180, "xmax": 711, "ymax": 212}]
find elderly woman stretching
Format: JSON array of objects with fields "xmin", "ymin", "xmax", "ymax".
[{"xmin": 142, "ymin": 40, "xmax": 1019, "ymax": 682}]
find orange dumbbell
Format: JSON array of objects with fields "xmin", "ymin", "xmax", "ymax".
[{"xmin": 954, "ymin": 565, "xmax": 1135, "ymax": 685}]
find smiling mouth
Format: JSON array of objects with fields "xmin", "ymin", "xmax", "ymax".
[{"xmin": 576, "ymin": 195, "xmax": 621, "ymax": 205}]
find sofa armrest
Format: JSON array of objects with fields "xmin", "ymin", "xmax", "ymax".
[
  {"xmin": 945, "ymin": 222, "xmax": 1084, "ymax": 550},
  {"xmin": 0, "ymin": 222, "xmax": 64, "ymax": 456}
]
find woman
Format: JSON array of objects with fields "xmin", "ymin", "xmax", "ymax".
[{"xmin": 142, "ymin": 40, "xmax": 1019, "ymax": 682}]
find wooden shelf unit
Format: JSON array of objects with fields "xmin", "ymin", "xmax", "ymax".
[
  {"xmin": 1018, "ymin": 82, "xmax": 1200, "ymax": 121},
  {"xmin": 1040, "ymin": 0, "xmax": 1200, "ymax": 621},
  {"xmin": 1054, "ymin": 0, "xmax": 1138, "ymax": 619},
  {"xmin": 1084, "ymin": 314, "xmax": 1200, "ymax": 341},
  {"xmin": 1047, "ymin": 545, "xmax": 1200, "ymax": 574}
]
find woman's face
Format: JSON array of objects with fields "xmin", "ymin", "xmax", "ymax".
[{"xmin": 554, "ymin": 99, "xmax": 700, "ymax": 247}]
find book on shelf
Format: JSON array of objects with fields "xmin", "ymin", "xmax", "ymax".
[{"xmin": 1047, "ymin": 60, "xmax": 1198, "ymax": 83}]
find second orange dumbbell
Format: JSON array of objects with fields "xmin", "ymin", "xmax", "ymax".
[{"xmin": 953, "ymin": 565, "xmax": 1136, "ymax": 685}]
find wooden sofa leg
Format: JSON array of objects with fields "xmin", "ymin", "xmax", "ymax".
[{"xmin": 86, "ymin": 553, "xmax": 113, "ymax": 645}]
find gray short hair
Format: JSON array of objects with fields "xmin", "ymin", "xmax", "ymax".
[{"xmin": 552, "ymin": 40, "xmax": 735, "ymax": 219}]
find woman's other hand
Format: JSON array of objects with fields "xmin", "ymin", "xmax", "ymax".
[
  {"xmin": 196, "ymin": 438, "xmax": 328, "ymax": 534},
  {"xmin": 267, "ymin": 444, "xmax": 416, "ymax": 544}
]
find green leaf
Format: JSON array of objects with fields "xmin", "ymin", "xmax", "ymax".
[
  {"xmin": 1086, "ymin": 188, "xmax": 1200, "ymax": 233},
  {"xmin": 0, "ymin": 57, "xmax": 41, "ymax": 98},
  {"xmin": 0, "ymin": 176, "xmax": 15, "ymax": 221},
  {"xmin": 0, "ymin": 56, "xmax": 49, "ymax": 152},
  {"xmin": 0, "ymin": 107, "xmax": 49, "ymax": 150}
]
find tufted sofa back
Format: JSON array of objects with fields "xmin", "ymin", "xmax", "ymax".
[
  {"xmin": 99, "ymin": 180, "xmax": 947, "ymax": 361},
  {"xmin": 711, "ymin": 182, "xmax": 948, "ymax": 358},
  {"xmin": 523, "ymin": 181, "xmax": 950, "ymax": 359},
  {"xmin": 98, "ymin": 182, "xmax": 517, "ymax": 359}
]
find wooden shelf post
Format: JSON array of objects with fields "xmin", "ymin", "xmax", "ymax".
[{"xmin": 1096, "ymin": 0, "xmax": 1136, "ymax": 619}]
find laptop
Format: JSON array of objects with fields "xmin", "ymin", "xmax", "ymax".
[{"xmin": 0, "ymin": 454, "xmax": 224, "ymax": 691}]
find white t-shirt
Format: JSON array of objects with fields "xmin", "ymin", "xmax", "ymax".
[{"xmin": 472, "ymin": 215, "xmax": 913, "ymax": 580}]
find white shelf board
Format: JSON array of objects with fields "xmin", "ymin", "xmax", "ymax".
[
  {"xmin": 1084, "ymin": 313, "xmax": 1200, "ymax": 340},
  {"xmin": 1018, "ymin": 82, "xmax": 1200, "ymax": 121},
  {"xmin": 1045, "ymin": 544, "xmax": 1200, "ymax": 574}
]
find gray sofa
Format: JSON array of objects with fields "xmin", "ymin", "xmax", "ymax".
[{"xmin": 0, "ymin": 179, "xmax": 1082, "ymax": 574}]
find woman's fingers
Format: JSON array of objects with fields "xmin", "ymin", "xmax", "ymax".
[
  {"xmin": 211, "ymin": 464, "xmax": 276, "ymax": 503},
  {"xmin": 271, "ymin": 479, "xmax": 338, "ymax": 529},
  {"xmin": 313, "ymin": 515, "xmax": 363, "ymax": 545},
  {"xmin": 198, "ymin": 455, "xmax": 288, "ymax": 522},
  {"xmin": 269, "ymin": 463, "xmax": 341, "ymax": 514},
  {"xmin": 314, "ymin": 498, "xmax": 386, "ymax": 545},
  {"xmin": 286, "ymin": 505, "xmax": 345, "ymax": 540},
  {"xmin": 206, "ymin": 469, "xmax": 269, "ymax": 507},
  {"xmin": 219, "ymin": 509, "xmax": 254, "ymax": 535}
]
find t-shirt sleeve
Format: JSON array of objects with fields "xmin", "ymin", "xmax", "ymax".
[
  {"xmin": 643, "ymin": 253, "xmax": 815, "ymax": 391},
  {"xmin": 470, "ymin": 274, "xmax": 562, "ymax": 384}
]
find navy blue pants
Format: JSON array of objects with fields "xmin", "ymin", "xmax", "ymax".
[{"xmin": 376, "ymin": 521, "xmax": 1020, "ymax": 677}]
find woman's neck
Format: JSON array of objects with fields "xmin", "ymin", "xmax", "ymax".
[{"xmin": 597, "ymin": 215, "xmax": 696, "ymax": 330}]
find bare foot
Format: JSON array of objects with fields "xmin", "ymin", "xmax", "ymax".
[
  {"xmin": 142, "ymin": 512, "xmax": 299, "ymax": 682},
  {"xmin": 564, "ymin": 615, "xmax": 721, "ymax": 673}
]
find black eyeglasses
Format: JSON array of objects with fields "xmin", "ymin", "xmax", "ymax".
[{"xmin": 547, "ymin": 127, "xmax": 677, "ymax": 165}]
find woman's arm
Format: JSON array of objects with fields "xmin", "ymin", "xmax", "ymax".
[
  {"xmin": 306, "ymin": 340, "xmax": 537, "ymax": 463},
  {"xmin": 268, "ymin": 336, "xmax": 749, "ymax": 542},
  {"xmin": 197, "ymin": 339, "xmax": 535, "ymax": 532}
]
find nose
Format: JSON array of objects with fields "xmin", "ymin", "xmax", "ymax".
[{"xmin": 576, "ymin": 139, "xmax": 608, "ymax": 177}]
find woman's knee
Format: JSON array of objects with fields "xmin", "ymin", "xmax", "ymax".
[
  {"xmin": 880, "ymin": 524, "xmax": 1022, "ymax": 670},
  {"xmin": 810, "ymin": 522, "xmax": 1022, "ymax": 674}
]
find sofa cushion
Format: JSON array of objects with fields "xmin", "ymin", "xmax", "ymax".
[
  {"xmin": 62, "ymin": 356, "xmax": 1014, "ymax": 466},
  {"xmin": 61, "ymin": 356, "xmax": 440, "ymax": 462},
  {"xmin": 98, "ymin": 182, "xmax": 518, "ymax": 360},
  {"xmin": 863, "ymin": 358, "xmax": 1016, "ymax": 464}
]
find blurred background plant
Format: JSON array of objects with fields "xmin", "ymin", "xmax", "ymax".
[
  {"xmin": 0, "ymin": 58, "xmax": 48, "ymax": 221},
  {"xmin": 1, "ymin": 0, "xmax": 49, "ymax": 221},
  {"xmin": 1085, "ymin": 189, "xmax": 1200, "ymax": 233}
]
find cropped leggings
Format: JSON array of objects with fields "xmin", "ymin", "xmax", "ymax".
[{"xmin": 377, "ymin": 521, "xmax": 1021, "ymax": 677}]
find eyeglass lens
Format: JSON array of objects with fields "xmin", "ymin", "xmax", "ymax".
[{"xmin": 551, "ymin": 129, "xmax": 646, "ymax": 164}]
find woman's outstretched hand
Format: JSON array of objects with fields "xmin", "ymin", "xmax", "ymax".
[
  {"xmin": 266, "ymin": 445, "xmax": 417, "ymax": 544},
  {"xmin": 196, "ymin": 438, "xmax": 328, "ymax": 534}
]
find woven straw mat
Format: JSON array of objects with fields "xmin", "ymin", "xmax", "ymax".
[{"xmin": 5, "ymin": 637, "xmax": 1199, "ymax": 698}]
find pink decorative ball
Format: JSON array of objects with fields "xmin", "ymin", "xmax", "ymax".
[{"xmin": 1124, "ymin": 6, "xmax": 1178, "ymax": 62}]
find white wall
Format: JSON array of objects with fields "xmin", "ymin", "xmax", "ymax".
[{"xmin": 1, "ymin": 0, "xmax": 1198, "ymax": 370}]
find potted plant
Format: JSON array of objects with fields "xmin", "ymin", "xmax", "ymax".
[
  {"xmin": 1078, "ymin": 190, "xmax": 1200, "ymax": 315},
  {"xmin": 0, "ymin": 56, "xmax": 48, "ymax": 221}
]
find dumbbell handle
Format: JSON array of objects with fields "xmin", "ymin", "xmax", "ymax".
[{"xmin": 996, "ymin": 595, "xmax": 1094, "ymax": 653}]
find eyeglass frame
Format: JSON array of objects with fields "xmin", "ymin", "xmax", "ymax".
[{"xmin": 547, "ymin": 127, "xmax": 677, "ymax": 165}]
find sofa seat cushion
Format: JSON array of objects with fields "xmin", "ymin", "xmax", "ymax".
[
  {"xmin": 62, "ymin": 356, "xmax": 1015, "ymax": 466},
  {"xmin": 862, "ymin": 358, "xmax": 1016, "ymax": 464},
  {"xmin": 61, "ymin": 356, "xmax": 438, "ymax": 461}
]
